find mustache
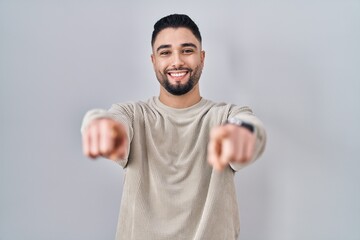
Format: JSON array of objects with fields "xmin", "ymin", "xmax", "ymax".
[{"xmin": 165, "ymin": 67, "xmax": 192, "ymax": 74}]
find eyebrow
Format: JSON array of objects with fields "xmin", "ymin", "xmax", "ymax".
[
  {"xmin": 181, "ymin": 43, "xmax": 197, "ymax": 49},
  {"xmin": 156, "ymin": 44, "xmax": 171, "ymax": 52},
  {"xmin": 156, "ymin": 42, "xmax": 198, "ymax": 53}
]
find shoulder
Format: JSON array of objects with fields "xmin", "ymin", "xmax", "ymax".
[
  {"xmin": 109, "ymin": 99, "xmax": 152, "ymax": 112},
  {"xmin": 205, "ymin": 99, "xmax": 253, "ymax": 115},
  {"xmin": 108, "ymin": 97, "xmax": 161, "ymax": 120}
]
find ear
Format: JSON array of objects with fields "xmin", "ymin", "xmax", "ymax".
[
  {"xmin": 201, "ymin": 50, "xmax": 205, "ymax": 64},
  {"xmin": 151, "ymin": 53, "xmax": 155, "ymax": 65}
]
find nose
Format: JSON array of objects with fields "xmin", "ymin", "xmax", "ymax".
[{"xmin": 171, "ymin": 51, "xmax": 184, "ymax": 68}]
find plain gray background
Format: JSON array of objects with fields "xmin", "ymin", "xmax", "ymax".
[{"xmin": 1, "ymin": 0, "xmax": 359, "ymax": 239}]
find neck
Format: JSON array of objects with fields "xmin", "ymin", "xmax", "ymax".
[{"xmin": 159, "ymin": 84, "xmax": 201, "ymax": 108}]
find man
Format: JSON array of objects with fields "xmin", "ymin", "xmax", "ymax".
[{"xmin": 81, "ymin": 14, "xmax": 266, "ymax": 240}]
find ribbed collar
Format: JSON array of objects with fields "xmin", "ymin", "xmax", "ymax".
[{"xmin": 150, "ymin": 96, "xmax": 210, "ymax": 118}]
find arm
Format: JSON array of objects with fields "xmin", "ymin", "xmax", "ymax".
[
  {"xmin": 81, "ymin": 107, "xmax": 131, "ymax": 163},
  {"xmin": 207, "ymin": 114, "xmax": 266, "ymax": 171}
]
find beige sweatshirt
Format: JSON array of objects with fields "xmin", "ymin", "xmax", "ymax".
[{"xmin": 81, "ymin": 97, "xmax": 266, "ymax": 240}]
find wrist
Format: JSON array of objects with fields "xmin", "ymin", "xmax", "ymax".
[{"xmin": 225, "ymin": 117, "xmax": 254, "ymax": 133}]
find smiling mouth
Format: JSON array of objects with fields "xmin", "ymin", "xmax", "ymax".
[
  {"xmin": 166, "ymin": 70, "xmax": 190, "ymax": 81},
  {"xmin": 168, "ymin": 71, "xmax": 187, "ymax": 77}
]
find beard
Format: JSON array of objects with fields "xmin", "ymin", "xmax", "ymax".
[{"xmin": 156, "ymin": 66, "xmax": 202, "ymax": 96}]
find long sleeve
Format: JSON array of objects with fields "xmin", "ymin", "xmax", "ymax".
[{"xmin": 80, "ymin": 108, "xmax": 115, "ymax": 133}]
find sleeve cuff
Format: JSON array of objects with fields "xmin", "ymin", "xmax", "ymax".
[{"xmin": 80, "ymin": 109, "xmax": 117, "ymax": 134}]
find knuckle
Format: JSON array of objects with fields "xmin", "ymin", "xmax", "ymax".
[
  {"xmin": 239, "ymin": 155, "xmax": 250, "ymax": 163},
  {"xmin": 99, "ymin": 145, "xmax": 109, "ymax": 155}
]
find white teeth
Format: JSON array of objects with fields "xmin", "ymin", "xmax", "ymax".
[{"xmin": 169, "ymin": 72, "xmax": 186, "ymax": 77}]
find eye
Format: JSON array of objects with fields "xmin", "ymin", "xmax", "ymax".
[
  {"xmin": 183, "ymin": 49, "xmax": 194, "ymax": 54},
  {"xmin": 160, "ymin": 51, "xmax": 170, "ymax": 56}
]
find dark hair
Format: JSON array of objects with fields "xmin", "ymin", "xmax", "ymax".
[{"xmin": 151, "ymin": 14, "xmax": 202, "ymax": 47}]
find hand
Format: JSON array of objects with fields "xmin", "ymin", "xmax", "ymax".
[
  {"xmin": 207, "ymin": 124, "xmax": 256, "ymax": 171},
  {"xmin": 82, "ymin": 118, "xmax": 128, "ymax": 160}
]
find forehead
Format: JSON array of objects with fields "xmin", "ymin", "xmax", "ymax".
[{"xmin": 153, "ymin": 27, "xmax": 200, "ymax": 49}]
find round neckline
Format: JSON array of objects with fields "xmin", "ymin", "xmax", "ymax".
[{"xmin": 152, "ymin": 96, "xmax": 209, "ymax": 117}]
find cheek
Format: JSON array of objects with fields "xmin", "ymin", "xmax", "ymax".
[
  {"xmin": 154, "ymin": 63, "xmax": 165, "ymax": 75},
  {"xmin": 157, "ymin": 62, "xmax": 169, "ymax": 72},
  {"xmin": 152, "ymin": 57, "xmax": 164, "ymax": 71},
  {"xmin": 189, "ymin": 56, "xmax": 203, "ymax": 67}
]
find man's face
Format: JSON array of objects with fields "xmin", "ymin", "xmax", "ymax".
[{"xmin": 151, "ymin": 27, "xmax": 205, "ymax": 96}]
